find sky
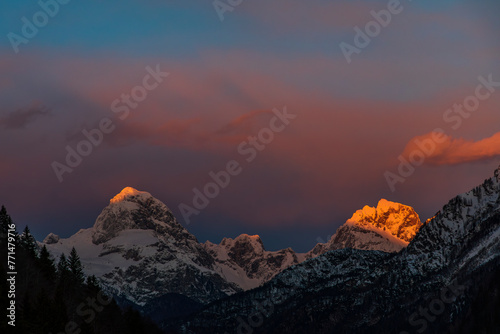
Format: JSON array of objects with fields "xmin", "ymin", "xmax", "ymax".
[{"xmin": 1, "ymin": 0, "xmax": 500, "ymax": 252}]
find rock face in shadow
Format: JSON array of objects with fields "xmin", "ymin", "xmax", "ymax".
[{"xmin": 204, "ymin": 234, "xmax": 302, "ymax": 290}]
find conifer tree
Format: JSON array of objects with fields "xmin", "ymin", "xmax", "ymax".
[
  {"xmin": 0, "ymin": 205, "xmax": 13, "ymax": 235},
  {"xmin": 56, "ymin": 253, "xmax": 71, "ymax": 297},
  {"xmin": 68, "ymin": 247, "xmax": 85, "ymax": 284},
  {"xmin": 38, "ymin": 245, "xmax": 56, "ymax": 280},
  {"xmin": 57, "ymin": 253, "xmax": 70, "ymax": 278},
  {"xmin": 20, "ymin": 225, "xmax": 38, "ymax": 258}
]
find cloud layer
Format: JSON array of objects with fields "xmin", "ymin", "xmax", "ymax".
[
  {"xmin": 0, "ymin": 102, "xmax": 50, "ymax": 129},
  {"xmin": 402, "ymin": 131, "xmax": 500, "ymax": 166}
]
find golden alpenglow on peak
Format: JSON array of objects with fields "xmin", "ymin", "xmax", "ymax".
[
  {"xmin": 347, "ymin": 199, "xmax": 422, "ymax": 243},
  {"xmin": 110, "ymin": 187, "xmax": 149, "ymax": 204}
]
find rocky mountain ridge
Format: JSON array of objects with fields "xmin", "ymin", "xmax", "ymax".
[
  {"xmin": 42, "ymin": 187, "xmax": 424, "ymax": 321},
  {"xmin": 204, "ymin": 234, "xmax": 304, "ymax": 290},
  {"xmin": 164, "ymin": 166, "xmax": 500, "ymax": 333}
]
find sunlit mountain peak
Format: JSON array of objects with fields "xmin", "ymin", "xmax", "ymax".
[
  {"xmin": 348, "ymin": 198, "xmax": 422, "ymax": 243},
  {"xmin": 110, "ymin": 187, "xmax": 150, "ymax": 204}
]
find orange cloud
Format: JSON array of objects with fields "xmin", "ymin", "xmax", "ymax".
[{"xmin": 402, "ymin": 131, "xmax": 500, "ymax": 165}]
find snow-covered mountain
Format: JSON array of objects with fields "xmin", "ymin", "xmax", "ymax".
[
  {"xmin": 402, "ymin": 166, "xmax": 500, "ymax": 276},
  {"xmin": 44, "ymin": 187, "xmax": 241, "ymax": 309},
  {"xmin": 43, "ymin": 181, "xmax": 480, "ymax": 332},
  {"xmin": 42, "ymin": 187, "xmax": 305, "ymax": 317},
  {"xmin": 165, "ymin": 166, "xmax": 500, "ymax": 333},
  {"xmin": 308, "ymin": 199, "xmax": 422, "ymax": 258},
  {"xmin": 42, "ymin": 187, "xmax": 425, "ymax": 317},
  {"xmin": 204, "ymin": 234, "xmax": 305, "ymax": 290}
]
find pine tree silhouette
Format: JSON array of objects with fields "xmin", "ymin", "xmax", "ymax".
[
  {"xmin": 38, "ymin": 245, "xmax": 56, "ymax": 281},
  {"xmin": 57, "ymin": 253, "xmax": 70, "ymax": 277},
  {"xmin": 20, "ymin": 225, "xmax": 38, "ymax": 258},
  {"xmin": 68, "ymin": 247, "xmax": 85, "ymax": 284},
  {"xmin": 56, "ymin": 253, "xmax": 71, "ymax": 297},
  {"xmin": 0, "ymin": 205, "xmax": 13, "ymax": 235}
]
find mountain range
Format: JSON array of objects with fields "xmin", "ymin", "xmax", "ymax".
[
  {"xmin": 165, "ymin": 166, "xmax": 500, "ymax": 333},
  {"xmin": 41, "ymin": 167, "xmax": 500, "ymax": 333}
]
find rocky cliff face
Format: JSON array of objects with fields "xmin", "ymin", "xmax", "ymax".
[
  {"xmin": 204, "ymin": 234, "xmax": 303, "ymax": 290},
  {"xmin": 308, "ymin": 199, "xmax": 422, "ymax": 258},
  {"xmin": 91, "ymin": 187, "xmax": 194, "ymax": 245}
]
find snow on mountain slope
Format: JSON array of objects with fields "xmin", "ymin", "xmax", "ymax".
[
  {"xmin": 401, "ymin": 166, "xmax": 500, "ymax": 276},
  {"xmin": 91, "ymin": 187, "xmax": 194, "ymax": 245},
  {"xmin": 44, "ymin": 187, "xmax": 241, "ymax": 307},
  {"xmin": 307, "ymin": 199, "xmax": 422, "ymax": 258},
  {"xmin": 204, "ymin": 234, "xmax": 303, "ymax": 290},
  {"xmin": 168, "ymin": 166, "xmax": 500, "ymax": 334},
  {"xmin": 43, "ymin": 228, "xmax": 159, "ymax": 277},
  {"xmin": 40, "ymin": 189, "xmax": 435, "ymax": 321},
  {"xmin": 42, "ymin": 187, "xmax": 306, "ymax": 310},
  {"xmin": 43, "ymin": 190, "xmax": 423, "ymax": 309}
]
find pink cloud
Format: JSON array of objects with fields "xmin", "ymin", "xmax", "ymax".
[{"xmin": 402, "ymin": 131, "xmax": 500, "ymax": 166}]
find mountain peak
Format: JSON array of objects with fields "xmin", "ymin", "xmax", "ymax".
[
  {"xmin": 356, "ymin": 199, "xmax": 403, "ymax": 218},
  {"xmin": 110, "ymin": 187, "xmax": 151, "ymax": 204},
  {"xmin": 376, "ymin": 198, "xmax": 398, "ymax": 210},
  {"xmin": 348, "ymin": 199, "xmax": 422, "ymax": 243},
  {"xmin": 235, "ymin": 234, "xmax": 262, "ymax": 242},
  {"xmin": 307, "ymin": 199, "xmax": 423, "ymax": 258},
  {"xmin": 205, "ymin": 234, "xmax": 300, "ymax": 290},
  {"xmin": 220, "ymin": 234, "xmax": 265, "ymax": 252},
  {"xmin": 91, "ymin": 187, "xmax": 191, "ymax": 245}
]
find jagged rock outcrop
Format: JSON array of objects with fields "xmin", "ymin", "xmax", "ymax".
[
  {"xmin": 204, "ymin": 234, "xmax": 303, "ymax": 290},
  {"xmin": 42, "ymin": 232, "xmax": 59, "ymax": 244},
  {"xmin": 308, "ymin": 199, "xmax": 422, "ymax": 258}
]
